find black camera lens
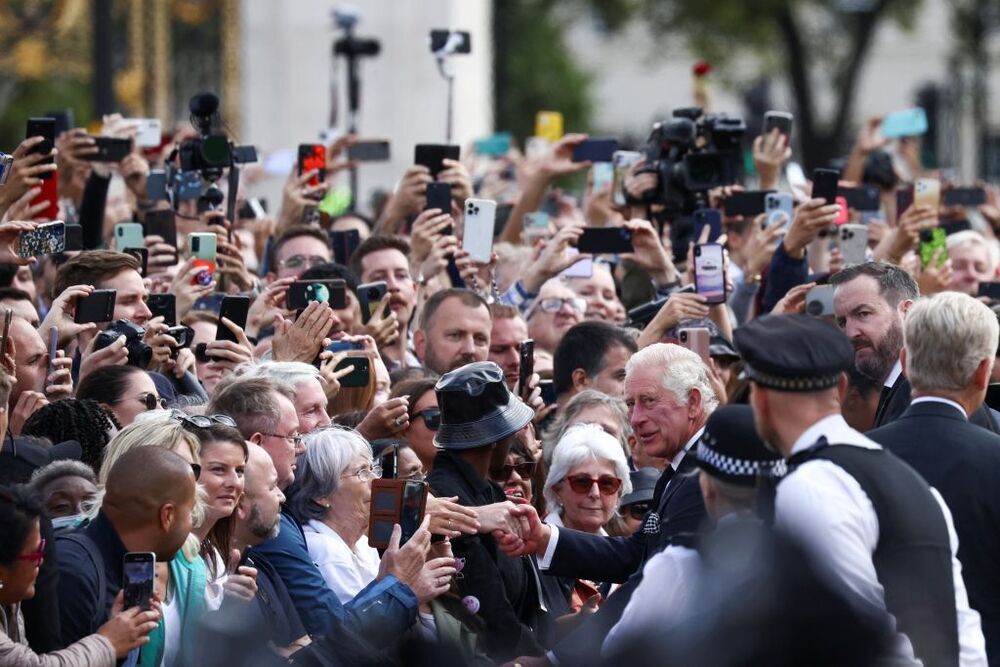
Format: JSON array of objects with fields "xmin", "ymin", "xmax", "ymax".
[
  {"xmin": 806, "ymin": 299, "xmax": 823, "ymax": 317},
  {"xmin": 191, "ymin": 237, "xmax": 200, "ymax": 252}
]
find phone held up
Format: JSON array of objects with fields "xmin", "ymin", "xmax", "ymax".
[
  {"xmin": 123, "ymin": 552, "xmax": 156, "ymax": 611},
  {"xmin": 693, "ymin": 244, "xmax": 726, "ymax": 305},
  {"xmin": 518, "ymin": 339, "xmax": 535, "ymax": 400},
  {"xmin": 368, "ymin": 479, "xmax": 429, "ymax": 550}
]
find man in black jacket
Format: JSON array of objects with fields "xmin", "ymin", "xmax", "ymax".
[
  {"xmin": 868, "ymin": 291, "xmax": 1000, "ymax": 662},
  {"xmin": 426, "ymin": 361, "xmax": 542, "ymax": 662}
]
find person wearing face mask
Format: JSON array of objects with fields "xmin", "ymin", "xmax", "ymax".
[{"xmin": 27, "ymin": 461, "xmax": 98, "ymax": 526}]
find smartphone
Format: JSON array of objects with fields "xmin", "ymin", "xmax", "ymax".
[
  {"xmin": 977, "ymin": 282, "xmax": 1000, "ymax": 301},
  {"xmin": 115, "ymin": 222, "xmax": 144, "ymax": 251},
  {"xmin": 124, "ymin": 118, "xmax": 162, "ymax": 148},
  {"xmin": 539, "ymin": 379, "xmax": 557, "ymax": 406},
  {"xmin": 297, "ymin": 144, "xmax": 326, "ymax": 187},
  {"xmin": 216, "ymin": 295, "xmax": 251, "ymax": 343},
  {"xmin": 576, "ymin": 227, "xmax": 633, "ymax": 255},
  {"xmin": 357, "ymin": 281, "xmax": 388, "ymax": 324},
  {"xmin": 678, "ymin": 327, "xmax": 711, "ymax": 364},
  {"xmin": 763, "ymin": 111, "xmax": 794, "ymax": 138},
  {"xmin": 330, "ymin": 229, "xmax": 361, "ymax": 267},
  {"xmin": 881, "ymin": 108, "xmax": 928, "ymax": 139},
  {"xmin": 462, "ymin": 198, "xmax": 497, "ymax": 263},
  {"xmin": 560, "ymin": 248, "xmax": 593, "ymax": 279},
  {"xmin": 518, "ymin": 339, "xmax": 535, "ymax": 400},
  {"xmin": 612, "ymin": 150, "xmax": 643, "ymax": 206},
  {"xmin": 919, "ymin": 228, "xmax": 948, "ymax": 268},
  {"xmin": 325, "ymin": 340, "xmax": 366, "ymax": 354},
  {"xmin": 368, "ymin": 479, "xmax": 429, "ymax": 549},
  {"xmin": 63, "ymin": 223, "xmax": 83, "ymax": 252},
  {"xmin": 26, "ymin": 118, "xmax": 56, "ymax": 178},
  {"xmin": 0, "ymin": 152, "xmax": 12, "ymax": 186},
  {"xmin": 473, "ymin": 133, "xmax": 511, "ymax": 156},
  {"xmin": 524, "ymin": 211, "xmax": 551, "ymax": 242},
  {"xmin": 694, "ymin": 243, "xmax": 726, "ymax": 305},
  {"xmin": 73, "ymin": 289, "xmax": 117, "ymax": 324},
  {"xmin": 838, "ymin": 224, "xmax": 868, "ymax": 266},
  {"xmin": 805, "ymin": 285, "xmax": 835, "ymax": 317},
  {"xmin": 765, "ymin": 192, "xmax": 794, "ymax": 233},
  {"xmin": 572, "ymin": 138, "xmax": 618, "ymax": 163},
  {"xmin": 414, "ymin": 144, "xmax": 460, "ymax": 178},
  {"xmin": 425, "ymin": 182, "xmax": 452, "ymax": 216},
  {"xmin": 147, "ymin": 294, "xmax": 176, "ymax": 326},
  {"xmin": 47, "ymin": 326, "xmax": 58, "ymax": 379},
  {"xmin": 143, "ymin": 209, "xmax": 178, "ymax": 248},
  {"xmin": 723, "ymin": 190, "xmax": 771, "ymax": 217},
  {"xmin": 32, "ymin": 169, "xmax": 58, "ymax": 220},
  {"xmin": 19, "ymin": 221, "xmax": 65, "ymax": 258},
  {"xmin": 287, "ymin": 279, "xmax": 348, "ymax": 310},
  {"xmin": 896, "ymin": 185, "xmax": 914, "ymax": 217},
  {"xmin": 146, "ymin": 170, "xmax": 168, "ymax": 202},
  {"xmin": 838, "ymin": 186, "xmax": 881, "ymax": 212},
  {"xmin": 535, "ymin": 111, "xmax": 564, "ymax": 143},
  {"xmin": 380, "ymin": 446, "xmax": 399, "ymax": 480},
  {"xmin": 347, "ymin": 140, "xmax": 390, "ymax": 162},
  {"xmin": 335, "ymin": 355, "xmax": 371, "ymax": 388},
  {"xmin": 122, "ymin": 552, "xmax": 156, "ymax": 611},
  {"xmin": 943, "ymin": 187, "xmax": 986, "ymax": 207},
  {"xmin": 189, "ymin": 233, "xmax": 217, "ymax": 286},
  {"xmin": 914, "ymin": 178, "xmax": 941, "ymax": 212},
  {"xmin": 84, "ymin": 137, "xmax": 132, "ymax": 163},
  {"xmin": 0, "ymin": 309, "xmax": 11, "ymax": 358},
  {"xmin": 591, "ymin": 162, "xmax": 614, "ymax": 193},
  {"xmin": 692, "ymin": 209, "xmax": 722, "ymax": 243},
  {"xmin": 834, "ymin": 195, "xmax": 850, "ymax": 225},
  {"xmin": 429, "ymin": 29, "xmax": 471, "ymax": 53},
  {"xmin": 124, "ymin": 247, "xmax": 148, "ymax": 277},
  {"xmin": 812, "ymin": 168, "xmax": 840, "ymax": 204}
]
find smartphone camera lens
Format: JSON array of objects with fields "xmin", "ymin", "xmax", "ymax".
[
  {"xmin": 191, "ymin": 237, "xmax": 200, "ymax": 252},
  {"xmin": 680, "ymin": 331, "xmax": 688, "ymax": 342}
]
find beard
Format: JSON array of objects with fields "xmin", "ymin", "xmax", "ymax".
[
  {"xmin": 425, "ymin": 345, "xmax": 478, "ymax": 376},
  {"xmin": 248, "ymin": 504, "xmax": 280, "ymax": 541},
  {"xmin": 855, "ymin": 320, "xmax": 904, "ymax": 382}
]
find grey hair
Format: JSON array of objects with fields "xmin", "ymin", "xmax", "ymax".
[
  {"xmin": 904, "ymin": 291, "xmax": 999, "ymax": 392},
  {"xmin": 543, "ymin": 389, "xmax": 632, "ymax": 466},
  {"xmin": 28, "ymin": 460, "xmax": 97, "ymax": 493},
  {"xmin": 543, "ymin": 423, "xmax": 632, "ymax": 516},
  {"xmin": 947, "ymin": 230, "xmax": 1000, "ymax": 272},
  {"xmin": 236, "ymin": 360, "xmax": 322, "ymax": 390},
  {"xmin": 288, "ymin": 426, "xmax": 373, "ymax": 523},
  {"xmin": 207, "ymin": 375, "xmax": 296, "ymax": 440},
  {"xmin": 624, "ymin": 343, "xmax": 719, "ymax": 414}
]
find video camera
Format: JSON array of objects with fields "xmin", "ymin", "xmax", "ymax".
[{"xmin": 638, "ymin": 107, "xmax": 746, "ymax": 218}]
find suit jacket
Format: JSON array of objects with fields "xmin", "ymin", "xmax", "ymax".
[
  {"xmin": 868, "ymin": 401, "xmax": 1000, "ymax": 663},
  {"xmin": 873, "ymin": 373, "xmax": 1000, "ymax": 434},
  {"xmin": 547, "ymin": 453, "xmax": 707, "ymax": 662}
]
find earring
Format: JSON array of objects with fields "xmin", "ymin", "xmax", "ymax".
[{"xmin": 0, "ymin": 580, "xmax": 4, "ymax": 589}]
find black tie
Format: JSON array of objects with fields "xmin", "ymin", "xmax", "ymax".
[
  {"xmin": 873, "ymin": 383, "xmax": 893, "ymax": 427},
  {"xmin": 651, "ymin": 465, "xmax": 675, "ymax": 510}
]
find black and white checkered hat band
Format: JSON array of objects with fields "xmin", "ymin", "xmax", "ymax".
[
  {"xmin": 696, "ymin": 440, "xmax": 787, "ymax": 484},
  {"xmin": 743, "ymin": 363, "xmax": 841, "ymax": 392}
]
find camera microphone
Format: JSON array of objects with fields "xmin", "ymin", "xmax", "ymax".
[{"xmin": 189, "ymin": 92, "xmax": 219, "ymax": 118}]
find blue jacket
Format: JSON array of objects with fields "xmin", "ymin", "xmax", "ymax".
[
  {"xmin": 761, "ymin": 242, "xmax": 809, "ymax": 314},
  {"xmin": 249, "ymin": 510, "xmax": 418, "ymax": 644}
]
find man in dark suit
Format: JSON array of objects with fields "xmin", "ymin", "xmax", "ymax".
[
  {"xmin": 499, "ymin": 343, "xmax": 714, "ymax": 664},
  {"xmin": 868, "ymin": 291, "xmax": 999, "ymax": 662}
]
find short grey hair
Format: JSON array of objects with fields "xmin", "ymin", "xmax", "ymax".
[
  {"xmin": 29, "ymin": 460, "xmax": 97, "ymax": 494},
  {"xmin": 947, "ymin": 230, "xmax": 1000, "ymax": 272},
  {"xmin": 543, "ymin": 389, "xmax": 632, "ymax": 466},
  {"xmin": 207, "ymin": 376, "xmax": 296, "ymax": 440},
  {"xmin": 904, "ymin": 291, "xmax": 999, "ymax": 392},
  {"xmin": 237, "ymin": 361, "xmax": 322, "ymax": 390},
  {"xmin": 625, "ymin": 343, "xmax": 719, "ymax": 413},
  {"xmin": 543, "ymin": 423, "xmax": 632, "ymax": 516},
  {"xmin": 288, "ymin": 426, "xmax": 373, "ymax": 523}
]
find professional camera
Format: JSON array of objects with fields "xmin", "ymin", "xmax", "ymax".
[
  {"xmin": 638, "ymin": 107, "xmax": 746, "ymax": 217},
  {"xmin": 165, "ymin": 325, "xmax": 195, "ymax": 359},
  {"xmin": 93, "ymin": 320, "xmax": 152, "ymax": 368}
]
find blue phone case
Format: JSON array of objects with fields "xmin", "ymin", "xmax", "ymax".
[{"xmin": 881, "ymin": 108, "xmax": 928, "ymax": 139}]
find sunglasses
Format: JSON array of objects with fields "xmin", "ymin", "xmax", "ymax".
[
  {"xmin": 136, "ymin": 393, "xmax": 166, "ymax": 411},
  {"xmin": 566, "ymin": 474, "xmax": 622, "ymax": 496},
  {"xmin": 415, "ymin": 408, "xmax": 441, "ymax": 430},
  {"xmin": 621, "ymin": 502, "xmax": 651, "ymax": 521},
  {"xmin": 502, "ymin": 461, "xmax": 536, "ymax": 480},
  {"xmin": 170, "ymin": 409, "xmax": 237, "ymax": 429},
  {"xmin": 17, "ymin": 538, "xmax": 46, "ymax": 565},
  {"xmin": 279, "ymin": 254, "xmax": 329, "ymax": 270}
]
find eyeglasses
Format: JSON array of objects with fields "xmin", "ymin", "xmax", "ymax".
[
  {"xmin": 190, "ymin": 463, "xmax": 202, "ymax": 481},
  {"xmin": 566, "ymin": 474, "xmax": 623, "ymax": 496},
  {"xmin": 414, "ymin": 408, "xmax": 441, "ymax": 430},
  {"xmin": 17, "ymin": 538, "xmax": 46, "ymax": 565},
  {"xmin": 261, "ymin": 431, "xmax": 303, "ymax": 449},
  {"xmin": 620, "ymin": 502, "xmax": 651, "ymax": 521},
  {"xmin": 399, "ymin": 470, "xmax": 425, "ymax": 482},
  {"xmin": 114, "ymin": 393, "xmax": 166, "ymax": 411},
  {"xmin": 170, "ymin": 409, "xmax": 237, "ymax": 429},
  {"xmin": 502, "ymin": 460, "xmax": 536, "ymax": 480},
  {"xmin": 535, "ymin": 297, "xmax": 587, "ymax": 315},
  {"xmin": 279, "ymin": 254, "xmax": 329, "ymax": 270},
  {"xmin": 342, "ymin": 464, "xmax": 382, "ymax": 483}
]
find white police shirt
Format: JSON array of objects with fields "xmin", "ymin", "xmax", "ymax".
[{"xmin": 776, "ymin": 413, "xmax": 986, "ymax": 666}]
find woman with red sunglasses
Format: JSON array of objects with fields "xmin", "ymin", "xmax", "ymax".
[{"xmin": 0, "ymin": 484, "xmax": 160, "ymax": 666}]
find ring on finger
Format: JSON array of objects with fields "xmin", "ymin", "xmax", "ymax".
[{"xmin": 394, "ymin": 415, "xmax": 405, "ymax": 427}]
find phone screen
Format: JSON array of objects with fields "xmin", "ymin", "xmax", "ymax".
[
  {"xmin": 123, "ymin": 552, "xmax": 156, "ymax": 611},
  {"xmin": 812, "ymin": 169, "xmax": 840, "ymax": 204},
  {"xmin": 216, "ymin": 296, "xmax": 251, "ymax": 342},
  {"xmin": 694, "ymin": 244, "xmax": 726, "ymax": 304},
  {"xmin": 518, "ymin": 340, "xmax": 534, "ymax": 399},
  {"xmin": 298, "ymin": 144, "xmax": 326, "ymax": 186}
]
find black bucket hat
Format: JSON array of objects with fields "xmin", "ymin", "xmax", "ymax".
[{"xmin": 434, "ymin": 361, "xmax": 534, "ymax": 450}]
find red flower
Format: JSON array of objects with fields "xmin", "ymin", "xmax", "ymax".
[{"xmin": 693, "ymin": 61, "xmax": 712, "ymax": 77}]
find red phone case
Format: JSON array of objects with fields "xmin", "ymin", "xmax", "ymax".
[{"xmin": 33, "ymin": 169, "xmax": 59, "ymax": 220}]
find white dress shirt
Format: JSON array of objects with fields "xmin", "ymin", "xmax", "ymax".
[
  {"xmin": 538, "ymin": 427, "xmax": 705, "ymax": 571},
  {"xmin": 884, "ymin": 359, "xmax": 903, "ymax": 389},
  {"xmin": 303, "ymin": 519, "xmax": 381, "ymax": 605},
  {"xmin": 776, "ymin": 413, "xmax": 986, "ymax": 666},
  {"xmin": 910, "ymin": 395, "xmax": 968, "ymax": 419}
]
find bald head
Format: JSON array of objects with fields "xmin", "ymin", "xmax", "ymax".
[{"xmin": 103, "ymin": 447, "xmax": 196, "ymax": 559}]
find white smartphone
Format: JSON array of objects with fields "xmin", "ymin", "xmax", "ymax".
[
  {"xmin": 591, "ymin": 162, "xmax": 613, "ymax": 194},
  {"xmin": 612, "ymin": 150, "xmax": 642, "ymax": 206},
  {"xmin": 560, "ymin": 248, "xmax": 594, "ymax": 279},
  {"xmin": 838, "ymin": 224, "xmax": 868, "ymax": 266},
  {"xmin": 462, "ymin": 198, "xmax": 497, "ymax": 263},
  {"xmin": 115, "ymin": 222, "xmax": 145, "ymax": 251},
  {"xmin": 765, "ymin": 192, "xmax": 794, "ymax": 245},
  {"xmin": 525, "ymin": 137, "xmax": 550, "ymax": 161},
  {"xmin": 125, "ymin": 118, "xmax": 162, "ymax": 148}
]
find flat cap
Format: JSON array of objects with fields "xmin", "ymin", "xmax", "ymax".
[{"xmin": 733, "ymin": 314, "xmax": 853, "ymax": 392}]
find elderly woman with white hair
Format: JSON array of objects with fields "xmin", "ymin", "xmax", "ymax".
[
  {"xmin": 947, "ymin": 229, "xmax": 1000, "ymax": 296},
  {"xmin": 291, "ymin": 427, "xmax": 384, "ymax": 603}
]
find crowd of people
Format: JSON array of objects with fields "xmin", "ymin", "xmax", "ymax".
[{"xmin": 1, "ymin": 81, "xmax": 1000, "ymax": 667}]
